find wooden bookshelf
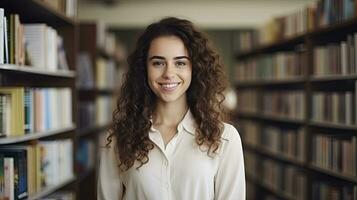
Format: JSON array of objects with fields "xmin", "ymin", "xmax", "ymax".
[
  {"xmin": 309, "ymin": 165, "xmax": 357, "ymax": 184},
  {"xmin": 246, "ymin": 174, "xmax": 297, "ymax": 200},
  {"xmin": 234, "ymin": 3, "xmax": 357, "ymax": 200},
  {"xmin": 235, "ymin": 77, "xmax": 307, "ymax": 88},
  {"xmin": 0, "ymin": 125, "xmax": 76, "ymax": 144},
  {"xmin": 0, "ymin": 1, "xmax": 78, "ymax": 199},
  {"xmin": 0, "ymin": 0, "xmax": 76, "ymax": 27},
  {"xmin": 309, "ymin": 120, "xmax": 357, "ymax": 131},
  {"xmin": 28, "ymin": 176, "xmax": 76, "ymax": 200},
  {"xmin": 236, "ymin": 34, "xmax": 306, "ymax": 60},
  {"xmin": 77, "ymin": 123, "xmax": 111, "ymax": 138},
  {"xmin": 244, "ymin": 144, "xmax": 306, "ymax": 167},
  {"xmin": 237, "ymin": 112, "xmax": 305, "ymax": 125},
  {"xmin": 76, "ymin": 22, "xmax": 123, "ymax": 200},
  {"xmin": 0, "ymin": 64, "xmax": 76, "ymax": 78}
]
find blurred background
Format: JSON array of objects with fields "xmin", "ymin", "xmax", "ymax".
[{"xmin": 0, "ymin": 0, "xmax": 356, "ymax": 199}]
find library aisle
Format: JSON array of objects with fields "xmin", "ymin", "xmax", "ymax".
[{"xmin": 0, "ymin": 0, "xmax": 357, "ymax": 200}]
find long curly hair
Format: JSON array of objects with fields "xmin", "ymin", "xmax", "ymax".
[{"xmin": 108, "ymin": 17, "xmax": 228, "ymax": 171}]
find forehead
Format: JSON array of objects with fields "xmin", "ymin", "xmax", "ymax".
[{"xmin": 148, "ymin": 36, "xmax": 189, "ymax": 58}]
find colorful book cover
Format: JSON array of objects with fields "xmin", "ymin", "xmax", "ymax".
[{"xmin": 0, "ymin": 147, "xmax": 28, "ymax": 200}]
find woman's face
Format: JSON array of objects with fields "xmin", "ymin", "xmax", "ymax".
[{"xmin": 147, "ymin": 35, "xmax": 192, "ymax": 104}]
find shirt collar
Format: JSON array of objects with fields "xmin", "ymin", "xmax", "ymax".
[
  {"xmin": 180, "ymin": 109, "xmax": 196, "ymax": 135},
  {"xmin": 149, "ymin": 109, "xmax": 197, "ymax": 136}
]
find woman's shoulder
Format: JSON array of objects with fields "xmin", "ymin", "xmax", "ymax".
[{"xmin": 220, "ymin": 122, "xmax": 242, "ymax": 142}]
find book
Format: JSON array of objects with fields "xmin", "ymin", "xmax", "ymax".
[
  {"xmin": 0, "ymin": 8, "xmax": 4, "ymax": 64},
  {"xmin": 0, "ymin": 147, "xmax": 28, "ymax": 200},
  {"xmin": 0, "ymin": 88, "xmax": 25, "ymax": 136},
  {"xmin": 4, "ymin": 157, "xmax": 14, "ymax": 200}
]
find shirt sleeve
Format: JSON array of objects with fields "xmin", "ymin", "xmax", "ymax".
[
  {"xmin": 214, "ymin": 124, "xmax": 246, "ymax": 200},
  {"xmin": 97, "ymin": 143, "xmax": 124, "ymax": 200}
]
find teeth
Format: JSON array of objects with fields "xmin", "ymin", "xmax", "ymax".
[{"xmin": 161, "ymin": 83, "xmax": 179, "ymax": 89}]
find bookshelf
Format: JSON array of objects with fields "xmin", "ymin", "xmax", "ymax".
[
  {"xmin": 0, "ymin": 0, "xmax": 78, "ymax": 199},
  {"xmin": 234, "ymin": 1, "xmax": 357, "ymax": 199},
  {"xmin": 76, "ymin": 22, "xmax": 125, "ymax": 200}
]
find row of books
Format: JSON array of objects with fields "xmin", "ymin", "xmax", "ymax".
[
  {"xmin": 237, "ymin": 120, "xmax": 259, "ymax": 147},
  {"xmin": 40, "ymin": 0, "xmax": 77, "ymax": 18},
  {"xmin": 240, "ymin": 120, "xmax": 301, "ymax": 154},
  {"xmin": 312, "ymin": 181, "xmax": 357, "ymax": 200},
  {"xmin": 235, "ymin": 50, "xmax": 307, "ymax": 82},
  {"xmin": 78, "ymin": 96, "xmax": 114, "ymax": 130},
  {"xmin": 235, "ymin": 0, "xmax": 357, "ymax": 48},
  {"xmin": 77, "ymin": 54, "xmax": 119, "ymax": 90},
  {"xmin": 245, "ymin": 151, "xmax": 307, "ymax": 200},
  {"xmin": 96, "ymin": 58, "xmax": 118, "ymax": 90},
  {"xmin": 262, "ymin": 159, "xmax": 307, "ymax": 200},
  {"xmin": 246, "ymin": 181, "xmax": 256, "ymax": 200},
  {"xmin": 96, "ymin": 96, "xmax": 115, "ymax": 126},
  {"xmin": 95, "ymin": 22, "xmax": 127, "ymax": 61},
  {"xmin": 76, "ymin": 139, "xmax": 96, "ymax": 174},
  {"xmin": 262, "ymin": 91, "xmax": 305, "ymax": 120},
  {"xmin": 0, "ymin": 10, "xmax": 69, "ymax": 70},
  {"xmin": 314, "ymin": 33, "xmax": 357, "ymax": 76},
  {"xmin": 78, "ymin": 101, "xmax": 95, "ymax": 130},
  {"xmin": 0, "ymin": 87, "xmax": 72, "ymax": 137},
  {"xmin": 0, "ymin": 139, "xmax": 73, "ymax": 200},
  {"xmin": 312, "ymin": 90, "xmax": 357, "ymax": 125},
  {"xmin": 312, "ymin": 134, "xmax": 357, "ymax": 177},
  {"xmin": 261, "ymin": 126, "xmax": 306, "ymax": 162},
  {"xmin": 258, "ymin": 0, "xmax": 356, "ymax": 45},
  {"xmin": 77, "ymin": 53, "xmax": 94, "ymax": 89},
  {"xmin": 244, "ymin": 151, "xmax": 258, "ymax": 180},
  {"xmin": 232, "ymin": 30, "xmax": 259, "ymax": 54},
  {"xmin": 237, "ymin": 90, "xmax": 258, "ymax": 113}
]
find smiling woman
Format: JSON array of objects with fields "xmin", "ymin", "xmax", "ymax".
[
  {"xmin": 147, "ymin": 36, "xmax": 192, "ymax": 104},
  {"xmin": 97, "ymin": 17, "xmax": 246, "ymax": 200}
]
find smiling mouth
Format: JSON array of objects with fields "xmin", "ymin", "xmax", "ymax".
[{"xmin": 158, "ymin": 82, "xmax": 181, "ymax": 91}]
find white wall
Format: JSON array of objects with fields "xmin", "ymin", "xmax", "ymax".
[{"xmin": 78, "ymin": 0, "xmax": 316, "ymax": 29}]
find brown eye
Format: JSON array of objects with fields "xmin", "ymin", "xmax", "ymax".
[
  {"xmin": 175, "ymin": 61, "xmax": 187, "ymax": 67},
  {"xmin": 152, "ymin": 61, "xmax": 165, "ymax": 67}
]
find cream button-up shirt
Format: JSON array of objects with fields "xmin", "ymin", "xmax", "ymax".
[{"xmin": 97, "ymin": 110, "xmax": 246, "ymax": 200}]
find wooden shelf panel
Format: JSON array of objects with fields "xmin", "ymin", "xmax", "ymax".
[
  {"xmin": 0, "ymin": 0, "xmax": 76, "ymax": 27},
  {"xmin": 77, "ymin": 123, "xmax": 111, "ymax": 137},
  {"xmin": 0, "ymin": 64, "xmax": 76, "ymax": 78},
  {"xmin": 309, "ymin": 120, "xmax": 357, "ymax": 131},
  {"xmin": 309, "ymin": 74, "xmax": 357, "ymax": 82},
  {"xmin": 236, "ymin": 17, "xmax": 357, "ymax": 59},
  {"xmin": 28, "ymin": 176, "xmax": 76, "ymax": 200},
  {"xmin": 309, "ymin": 17, "xmax": 357, "ymax": 39},
  {"xmin": 0, "ymin": 125, "xmax": 76, "ymax": 144},
  {"xmin": 78, "ymin": 168, "xmax": 96, "ymax": 182},
  {"xmin": 246, "ymin": 174, "xmax": 297, "ymax": 200},
  {"xmin": 236, "ymin": 112, "xmax": 305, "ymax": 125},
  {"xmin": 235, "ymin": 77, "xmax": 306, "ymax": 88},
  {"xmin": 77, "ymin": 88, "xmax": 115, "ymax": 95},
  {"xmin": 309, "ymin": 165, "xmax": 357, "ymax": 184},
  {"xmin": 236, "ymin": 34, "xmax": 305, "ymax": 59},
  {"xmin": 244, "ymin": 143, "xmax": 306, "ymax": 167}
]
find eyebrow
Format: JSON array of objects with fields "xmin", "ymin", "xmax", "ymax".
[{"xmin": 148, "ymin": 56, "xmax": 190, "ymax": 61}]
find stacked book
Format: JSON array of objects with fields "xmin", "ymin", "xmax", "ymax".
[
  {"xmin": 0, "ymin": 139, "xmax": 73, "ymax": 199},
  {"xmin": 0, "ymin": 87, "xmax": 73, "ymax": 137}
]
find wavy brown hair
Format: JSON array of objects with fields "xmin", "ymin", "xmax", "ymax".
[{"xmin": 108, "ymin": 17, "xmax": 228, "ymax": 171}]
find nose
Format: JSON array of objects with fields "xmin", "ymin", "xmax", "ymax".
[{"xmin": 162, "ymin": 63, "xmax": 175, "ymax": 79}]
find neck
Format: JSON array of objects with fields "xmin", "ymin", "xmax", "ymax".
[{"xmin": 153, "ymin": 98, "xmax": 189, "ymax": 127}]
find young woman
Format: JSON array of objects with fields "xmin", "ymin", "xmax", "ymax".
[{"xmin": 97, "ymin": 17, "xmax": 245, "ymax": 200}]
